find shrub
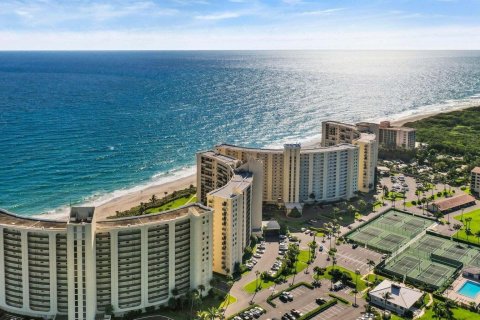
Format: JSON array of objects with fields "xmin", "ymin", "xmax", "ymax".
[
  {"xmin": 288, "ymin": 207, "xmax": 302, "ymax": 218},
  {"xmin": 328, "ymin": 293, "xmax": 349, "ymax": 304}
]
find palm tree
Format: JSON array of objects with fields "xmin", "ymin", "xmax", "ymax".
[
  {"xmin": 381, "ymin": 292, "xmax": 392, "ymax": 318},
  {"xmin": 333, "ymin": 207, "xmax": 340, "ymax": 220},
  {"xmin": 433, "ymin": 301, "xmax": 446, "ymax": 320},
  {"xmin": 197, "ymin": 311, "xmax": 209, "ymax": 320},
  {"xmin": 198, "ymin": 284, "xmax": 206, "ymax": 296},
  {"xmin": 150, "ymin": 194, "xmax": 157, "ymax": 204},
  {"xmin": 205, "ymin": 306, "xmax": 221, "ymax": 320},
  {"xmin": 475, "ymin": 231, "xmax": 480, "ymax": 244},
  {"xmin": 464, "ymin": 217, "xmax": 473, "ymax": 242},
  {"xmin": 139, "ymin": 202, "xmax": 146, "ymax": 215},
  {"xmin": 189, "ymin": 289, "xmax": 200, "ymax": 318},
  {"xmin": 358, "ymin": 200, "xmax": 367, "ymax": 213},
  {"xmin": 453, "ymin": 224, "xmax": 462, "ymax": 239}
]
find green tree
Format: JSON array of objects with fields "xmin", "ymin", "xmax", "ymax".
[
  {"xmin": 150, "ymin": 194, "xmax": 157, "ymax": 204},
  {"xmin": 453, "ymin": 223, "xmax": 462, "ymax": 239},
  {"xmin": 381, "ymin": 292, "xmax": 392, "ymax": 318}
]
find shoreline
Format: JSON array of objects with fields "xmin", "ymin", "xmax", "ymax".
[
  {"xmin": 35, "ymin": 101, "xmax": 480, "ymax": 221},
  {"xmin": 390, "ymin": 104, "xmax": 477, "ymax": 127},
  {"xmin": 94, "ymin": 173, "xmax": 196, "ymax": 221}
]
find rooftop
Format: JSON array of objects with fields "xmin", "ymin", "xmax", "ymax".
[
  {"xmin": 217, "ymin": 142, "xmax": 359, "ymax": 155},
  {"xmin": 207, "ymin": 171, "xmax": 253, "ymax": 198},
  {"xmin": 96, "ymin": 203, "xmax": 211, "ymax": 229},
  {"xmin": 472, "ymin": 167, "xmax": 480, "ymax": 174},
  {"xmin": 432, "ymin": 194, "xmax": 476, "ymax": 212},
  {"xmin": 199, "ymin": 150, "xmax": 240, "ymax": 165},
  {"xmin": 0, "ymin": 208, "xmax": 67, "ymax": 230},
  {"xmin": 369, "ymin": 280, "xmax": 423, "ymax": 309},
  {"xmin": 216, "ymin": 143, "xmax": 283, "ymax": 154}
]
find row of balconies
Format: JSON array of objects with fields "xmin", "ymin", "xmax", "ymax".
[
  {"xmin": 148, "ymin": 293, "xmax": 169, "ymax": 303},
  {"xmin": 148, "ymin": 274, "xmax": 169, "ymax": 283},
  {"xmin": 28, "ymin": 277, "xmax": 50, "ymax": 287},
  {"xmin": 118, "ymin": 239, "xmax": 141, "ymax": 247},
  {"xmin": 118, "ymin": 246, "xmax": 142, "ymax": 255},
  {"xmin": 148, "ymin": 259, "xmax": 168, "ymax": 271},
  {"xmin": 118, "ymin": 272, "xmax": 142, "ymax": 282}
]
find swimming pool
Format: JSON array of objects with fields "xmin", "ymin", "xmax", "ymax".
[{"xmin": 458, "ymin": 280, "xmax": 480, "ymax": 299}]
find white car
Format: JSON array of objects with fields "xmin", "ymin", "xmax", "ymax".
[
  {"xmin": 301, "ymin": 228, "xmax": 306, "ymax": 232},
  {"xmin": 254, "ymin": 253, "xmax": 262, "ymax": 259}
]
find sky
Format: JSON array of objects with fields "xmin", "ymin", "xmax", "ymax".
[{"xmin": 0, "ymin": 0, "xmax": 480, "ymax": 50}]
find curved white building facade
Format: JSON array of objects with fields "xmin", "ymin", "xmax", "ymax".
[{"xmin": 0, "ymin": 204, "xmax": 213, "ymax": 319}]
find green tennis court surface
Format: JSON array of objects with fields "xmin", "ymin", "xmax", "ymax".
[{"xmin": 347, "ymin": 210, "xmax": 433, "ymax": 253}]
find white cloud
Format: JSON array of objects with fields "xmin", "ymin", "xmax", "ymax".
[
  {"xmin": 300, "ymin": 8, "xmax": 345, "ymax": 16},
  {"xmin": 1, "ymin": 26, "xmax": 480, "ymax": 50},
  {"xmin": 195, "ymin": 11, "xmax": 242, "ymax": 20}
]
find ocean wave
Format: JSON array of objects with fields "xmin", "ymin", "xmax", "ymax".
[
  {"xmin": 33, "ymin": 166, "xmax": 196, "ymax": 220},
  {"xmin": 367, "ymin": 93, "xmax": 480, "ymax": 124},
  {"xmin": 33, "ymin": 93, "xmax": 480, "ymax": 221}
]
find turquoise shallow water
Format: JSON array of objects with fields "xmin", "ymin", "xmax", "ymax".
[
  {"xmin": 1, "ymin": 51, "xmax": 480, "ymax": 216},
  {"xmin": 458, "ymin": 280, "xmax": 480, "ymax": 299}
]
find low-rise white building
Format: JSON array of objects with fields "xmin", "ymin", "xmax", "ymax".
[
  {"xmin": 471, "ymin": 167, "xmax": 480, "ymax": 196},
  {"xmin": 369, "ymin": 280, "xmax": 423, "ymax": 316}
]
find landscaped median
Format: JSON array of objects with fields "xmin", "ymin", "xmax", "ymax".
[
  {"xmin": 243, "ymin": 248, "xmax": 311, "ymax": 294},
  {"xmin": 266, "ymin": 282, "xmax": 314, "ymax": 307},
  {"xmin": 328, "ymin": 293, "xmax": 350, "ymax": 305},
  {"xmin": 316, "ymin": 266, "xmax": 368, "ymax": 292},
  {"xmin": 297, "ymin": 299, "xmax": 337, "ymax": 320}
]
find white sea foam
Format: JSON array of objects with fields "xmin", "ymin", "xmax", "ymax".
[
  {"xmin": 34, "ymin": 94, "xmax": 480, "ymax": 221},
  {"xmin": 367, "ymin": 94, "xmax": 480, "ymax": 124},
  {"xmin": 34, "ymin": 165, "xmax": 196, "ymax": 220}
]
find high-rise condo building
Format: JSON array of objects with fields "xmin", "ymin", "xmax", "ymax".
[{"xmin": 0, "ymin": 204, "xmax": 212, "ymax": 319}]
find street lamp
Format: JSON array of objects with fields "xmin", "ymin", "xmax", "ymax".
[{"xmin": 353, "ymin": 269, "xmax": 360, "ymax": 307}]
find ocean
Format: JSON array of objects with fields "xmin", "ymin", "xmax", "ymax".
[{"xmin": 1, "ymin": 50, "xmax": 480, "ymax": 217}]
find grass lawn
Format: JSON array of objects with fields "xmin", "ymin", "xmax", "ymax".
[
  {"xmin": 419, "ymin": 304, "xmax": 480, "ymax": 320},
  {"xmin": 219, "ymin": 294, "xmax": 237, "ymax": 309},
  {"xmin": 146, "ymin": 194, "xmax": 196, "ymax": 214},
  {"xmin": 453, "ymin": 208, "xmax": 480, "ymax": 244},
  {"xmin": 321, "ymin": 266, "xmax": 368, "ymax": 291},
  {"xmin": 365, "ymin": 273, "xmax": 385, "ymax": 284},
  {"xmin": 243, "ymin": 250, "xmax": 310, "ymax": 294}
]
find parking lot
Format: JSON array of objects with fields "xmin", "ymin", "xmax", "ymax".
[
  {"xmin": 335, "ymin": 243, "xmax": 383, "ymax": 274},
  {"xmin": 311, "ymin": 303, "xmax": 348, "ymax": 320},
  {"xmin": 380, "ymin": 175, "xmax": 418, "ymax": 200},
  {"xmin": 263, "ymin": 279, "xmax": 364, "ymax": 320}
]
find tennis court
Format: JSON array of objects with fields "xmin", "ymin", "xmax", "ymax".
[
  {"xmin": 416, "ymin": 264, "xmax": 452, "ymax": 287},
  {"xmin": 383, "ymin": 233, "xmax": 480, "ymax": 289},
  {"xmin": 444, "ymin": 244, "xmax": 468, "ymax": 261},
  {"xmin": 413, "ymin": 236, "xmax": 445, "ymax": 253},
  {"xmin": 469, "ymin": 253, "xmax": 480, "ymax": 268},
  {"xmin": 388, "ymin": 255, "xmax": 420, "ymax": 274},
  {"xmin": 346, "ymin": 210, "xmax": 433, "ymax": 253},
  {"xmin": 374, "ymin": 233, "xmax": 406, "ymax": 252}
]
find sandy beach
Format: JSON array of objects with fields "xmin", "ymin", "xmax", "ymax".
[
  {"xmin": 51, "ymin": 103, "xmax": 478, "ymax": 222},
  {"xmin": 390, "ymin": 104, "xmax": 476, "ymax": 127},
  {"xmin": 94, "ymin": 173, "xmax": 196, "ymax": 220}
]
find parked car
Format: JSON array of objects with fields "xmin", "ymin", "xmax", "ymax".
[
  {"xmin": 291, "ymin": 309, "xmax": 303, "ymax": 318},
  {"xmin": 319, "ymin": 245, "xmax": 324, "ymax": 252},
  {"xmin": 352, "ymin": 243, "xmax": 358, "ymax": 249},
  {"xmin": 315, "ymin": 298, "xmax": 327, "ymax": 305}
]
